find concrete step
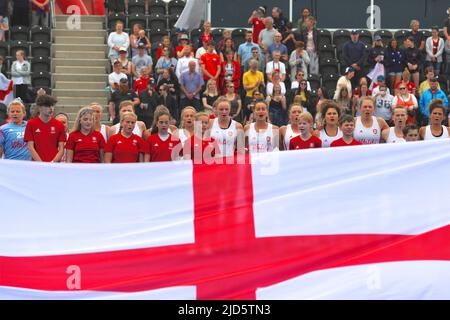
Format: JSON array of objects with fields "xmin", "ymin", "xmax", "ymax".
[
  {"xmin": 53, "ymin": 44, "xmax": 107, "ymax": 52},
  {"xmin": 53, "ymin": 73, "xmax": 107, "ymax": 82},
  {"xmin": 55, "ymin": 66, "xmax": 106, "ymax": 74},
  {"xmin": 53, "ymin": 29, "xmax": 107, "ymax": 37},
  {"xmin": 56, "ymin": 96, "xmax": 109, "ymax": 105},
  {"xmin": 55, "ymin": 51, "xmax": 106, "ymax": 59},
  {"xmin": 54, "ymin": 36, "xmax": 106, "ymax": 45},
  {"xmin": 55, "ymin": 81, "xmax": 107, "ymax": 90},
  {"xmin": 53, "ymin": 89, "xmax": 109, "ymax": 98},
  {"xmin": 55, "ymin": 21, "xmax": 104, "ymax": 30},
  {"xmin": 55, "ymin": 105, "xmax": 110, "ymax": 113},
  {"xmin": 53, "ymin": 58, "xmax": 109, "ymax": 67},
  {"xmin": 56, "ymin": 15, "xmax": 105, "ymax": 22}
]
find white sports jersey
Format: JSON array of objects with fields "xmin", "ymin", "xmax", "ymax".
[
  {"xmin": 248, "ymin": 123, "xmax": 275, "ymax": 153},
  {"xmin": 386, "ymin": 127, "xmax": 406, "ymax": 143},
  {"xmin": 211, "ymin": 118, "xmax": 238, "ymax": 157},
  {"xmin": 354, "ymin": 116, "xmax": 381, "ymax": 145},
  {"xmin": 112, "ymin": 123, "xmax": 143, "ymax": 137},
  {"xmin": 320, "ymin": 127, "xmax": 343, "ymax": 148},
  {"xmin": 284, "ymin": 124, "xmax": 301, "ymax": 150},
  {"xmin": 178, "ymin": 129, "xmax": 190, "ymax": 146},
  {"xmin": 100, "ymin": 124, "xmax": 108, "ymax": 142},
  {"xmin": 424, "ymin": 125, "xmax": 450, "ymax": 140}
]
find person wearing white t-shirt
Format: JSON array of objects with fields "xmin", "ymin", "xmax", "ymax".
[
  {"xmin": 108, "ymin": 60, "xmax": 128, "ymax": 92},
  {"xmin": 11, "ymin": 50, "xmax": 31, "ymax": 102},
  {"xmin": 266, "ymin": 50, "xmax": 286, "ymax": 82}
]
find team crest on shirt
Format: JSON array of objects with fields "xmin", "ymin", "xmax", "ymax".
[
  {"xmin": 228, "ymin": 131, "xmax": 233, "ymax": 137},
  {"xmin": 154, "ymin": 143, "xmax": 159, "ymax": 147},
  {"xmin": 92, "ymin": 137, "xmax": 97, "ymax": 142},
  {"xmin": 132, "ymin": 139, "xmax": 138, "ymax": 146},
  {"xmin": 35, "ymin": 128, "xmax": 41, "ymax": 133},
  {"xmin": 373, "ymin": 129, "xmax": 378, "ymax": 134},
  {"xmin": 266, "ymin": 137, "xmax": 271, "ymax": 143},
  {"xmin": 50, "ymin": 127, "xmax": 55, "ymax": 134},
  {"xmin": 310, "ymin": 143, "xmax": 315, "ymax": 148},
  {"xmin": 77, "ymin": 139, "xmax": 82, "ymax": 142},
  {"xmin": 117, "ymin": 141, "xmax": 122, "ymax": 144}
]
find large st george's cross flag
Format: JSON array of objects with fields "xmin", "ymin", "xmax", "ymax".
[{"xmin": 1, "ymin": 140, "xmax": 450, "ymax": 299}]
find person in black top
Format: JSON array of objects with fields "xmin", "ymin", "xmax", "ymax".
[
  {"xmin": 108, "ymin": 78, "xmax": 140, "ymax": 124},
  {"xmin": 272, "ymin": 7, "xmax": 288, "ymax": 33},
  {"xmin": 282, "ymin": 22, "xmax": 301, "ymax": 54},
  {"xmin": 342, "ymin": 30, "xmax": 367, "ymax": 87},
  {"xmin": 156, "ymin": 84, "xmax": 179, "ymax": 124},
  {"xmin": 106, "ymin": 0, "xmax": 126, "ymax": 14},
  {"xmin": 406, "ymin": 20, "xmax": 425, "ymax": 51},
  {"xmin": 12, "ymin": 0, "xmax": 29, "ymax": 26},
  {"xmin": 368, "ymin": 35, "xmax": 386, "ymax": 70},
  {"xmin": 138, "ymin": 82, "xmax": 159, "ymax": 129},
  {"xmin": 444, "ymin": 7, "xmax": 450, "ymax": 40},
  {"xmin": 156, "ymin": 68, "xmax": 179, "ymax": 97},
  {"xmin": 404, "ymin": 36, "xmax": 422, "ymax": 89}
]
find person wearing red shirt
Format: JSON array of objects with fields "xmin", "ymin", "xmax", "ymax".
[
  {"xmin": 198, "ymin": 21, "xmax": 214, "ymax": 49},
  {"xmin": 24, "ymin": 95, "xmax": 66, "ymax": 162},
  {"xmin": 289, "ymin": 112, "xmax": 322, "ymax": 150},
  {"xmin": 145, "ymin": 109, "xmax": 182, "ymax": 162},
  {"xmin": 155, "ymin": 36, "xmax": 175, "ymax": 61},
  {"xmin": 200, "ymin": 41, "xmax": 221, "ymax": 86},
  {"xmin": 175, "ymin": 34, "xmax": 194, "ymax": 58},
  {"xmin": 184, "ymin": 112, "xmax": 220, "ymax": 164},
  {"xmin": 132, "ymin": 66, "xmax": 153, "ymax": 95},
  {"xmin": 394, "ymin": 69, "xmax": 417, "ymax": 95},
  {"xmin": 104, "ymin": 112, "xmax": 147, "ymax": 163},
  {"xmin": 66, "ymin": 107, "xmax": 106, "ymax": 163},
  {"xmin": 31, "ymin": 0, "xmax": 49, "ymax": 27},
  {"xmin": 248, "ymin": 7, "xmax": 266, "ymax": 44},
  {"xmin": 330, "ymin": 114, "xmax": 363, "ymax": 147}
]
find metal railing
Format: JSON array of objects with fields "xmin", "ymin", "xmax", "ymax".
[{"xmin": 50, "ymin": 0, "xmax": 56, "ymax": 28}]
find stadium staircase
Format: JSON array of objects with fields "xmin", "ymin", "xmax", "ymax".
[{"xmin": 52, "ymin": 15, "xmax": 109, "ymax": 126}]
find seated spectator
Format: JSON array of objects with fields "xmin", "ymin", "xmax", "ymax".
[
  {"xmin": 258, "ymin": 17, "xmax": 277, "ymax": 53},
  {"xmin": 419, "ymin": 100, "xmax": 450, "ymax": 140},
  {"xmin": 155, "ymin": 46, "xmax": 178, "ymax": 83},
  {"xmin": 425, "ymin": 26, "xmax": 445, "ymax": 75},
  {"xmin": 176, "ymin": 45, "xmax": 200, "ymax": 80},
  {"xmin": 244, "ymin": 46, "xmax": 265, "ymax": 72},
  {"xmin": 200, "ymin": 41, "xmax": 221, "ymax": 86},
  {"xmin": 419, "ymin": 66, "xmax": 441, "ymax": 97},
  {"xmin": 222, "ymin": 81, "xmax": 242, "ymax": 122},
  {"xmin": 266, "ymin": 50, "xmax": 286, "ymax": 82},
  {"xmin": 341, "ymin": 30, "xmax": 367, "ymax": 86},
  {"xmin": 248, "ymin": 6, "xmax": 266, "ymax": 44},
  {"xmin": 384, "ymin": 39, "xmax": 405, "ymax": 92},
  {"xmin": 406, "ymin": 19, "xmax": 426, "ymax": 50},
  {"xmin": 11, "ymin": 50, "xmax": 31, "ymax": 103},
  {"xmin": 381, "ymin": 106, "xmax": 407, "ymax": 143},
  {"xmin": 419, "ymin": 78, "xmax": 449, "ymax": 125},
  {"xmin": 106, "ymin": 0, "xmax": 126, "ymax": 14},
  {"xmin": 130, "ymin": 24, "xmax": 150, "ymax": 57},
  {"xmin": 289, "ymin": 41, "xmax": 309, "ymax": 81},
  {"xmin": 132, "ymin": 66, "xmax": 153, "ymax": 96},
  {"xmin": 395, "ymin": 69, "xmax": 416, "ymax": 95},
  {"xmin": 238, "ymin": 30, "xmax": 261, "ymax": 71},
  {"xmin": 108, "ymin": 60, "xmax": 127, "ymax": 91},
  {"xmin": 175, "ymin": 34, "xmax": 193, "ymax": 58},
  {"xmin": 330, "ymin": 114, "xmax": 362, "ymax": 147},
  {"xmin": 156, "ymin": 36, "xmax": 176, "ymax": 61},
  {"xmin": 374, "ymin": 84, "xmax": 395, "ymax": 123},
  {"xmin": 117, "ymin": 47, "xmax": 132, "ymax": 78},
  {"xmin": 198, "ymin": 21, "xmax": 214, "ymax": 50},
  {"xmin": 403, "ymin": 124, "xmax": 420, "ymax": 142},
  {"xmin": 138, "ymin": 83, "xmax": 159, "ymax": 128},
  {"xmin": 289, "ymin": 111, "xmax": 322, "ymax": 150},
  {"xmin": 297, "ymin": 7, "xmax": 311, "ymax": 33},
  {"xmin": 108, "ymin": 78, "xmax": 140, "ymax": 124},
  {"xmin": 179, "ymin": 60, "xmax": 204, "ymax": 111},
  {"xmin": 334, "ymin": 67, "xmax": 355, "ymax": 101},
  {"xmin": 266, "ymin": 32, "xmax": 288, "ymax": 62},
  {"xmin": 202, "ymin": 79, "xmax": 219, "ymax": 114},
  {"xmin": 219, "ymin": 38, "xmax": 238, "ymax": 63},
  {"xmin": 404, "ymin": 36, "xmax": 422, "ymax": 89},
  {"xmin": 31, "ymin": 0, "xmax": 49, "ymax": 27},
  {"xmin": 266, "ymin": 83, "xmax": 287, "ymax": 127},
  {"xmin": 368, "ymin": 35, "xmax": 386, "ymax": 73},
  {"xmin": 132, "ymin": 43, "xmax": 153, "ymax": 80},
  {"xmin": 0, "ymin": 13, "xmax": 9, "ymax": 42},
  {"xmin": 107, "ymin": 21, "xmax": 129, "ymax": 64},
  {"xmin": 299, "ymin": 16, "xmax": 319, "ymax": 76},
  {"xmin": 392, "ymin": 83, "xmax": 419, "ymax": 125},
  {"xmin": 272, "ymin": 7, "xmax": 288, "ymax": 33},
  {"xmin": 220, "ymin": 50, "xmax": 241, "ymax": 94},
  {"xmin": 156, "ymin": 68, "xmax": 179, "ymax": 95}
]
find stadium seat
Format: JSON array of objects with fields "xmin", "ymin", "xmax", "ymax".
[
  {"xmin": 148, "ymin": 13, "xmax": 167, "ymax": 30},
  {"xmin": 168, "ymin": 0, "xmax": 186, "ymax": 15},
  {"xmin": 128, "ymin": 13, "xmax": 147, "ymax": 30},
  {"xmin": 148, "ymin": 28, "xmax": 168, "ymax": 45},
  {"xmin": 128, "ymin": 0, "xmax": 146, "ymax": 14},
  {"xmin": 10, "ymin": 26, "xmax": 29, "ymax": 41},
  {"xmin": 149, "ymin": 0, "xmax": 167, "ymax": 15},
  {"xmin": 319, "ymin": 58, "xmax": 339, "ymax": 78},
  {"xmin": 9, "ymin": 41, "xmax": 29, "ymax": 57},
  {"xmin": 31, "ymin": 41, "xmax": 51, "ymax": 58},
  {"xmin": 168, "ymin": 14, "xmax": 180, "ymax": 29},
  {"xmin": 307, "ymin": 74, "xmax": 321, "ymax": 91},
  {"xmin": 322, "ymin": 73, "xmax": 340, "ymax": 96},
  {"xmin": 332, "ymin": 29, "xmax": 351, "ymax": 52},
  {"xmin": 189, "ymin": 28, "xmax": 203, "ymax": 49},
  {"xmin": 374, "ymin": 29, "xmax": 393, "ymax": 46},
  {"xmin": 212, "ymin": 28, "xmax": 224, "ymax": 45},
  {"xmin": 32, "ymin": 71, "xmax": 52, "ymax": 88},
  {"xmin": 358, "ymin": 29, "xmax": 373, "ymax": 47},
  {"xmin": 318, "ymin": 43, "xmax": 335, "ymax": 60},
  {"xmin": 0, "ymin": 42, "xmax": 8, "ymax": 58},
  {"xmin": 31, "ymin": 56, "xmax": 51, "ymax": 73},
  {"xmin": 31, "ymin": 26, "xmax": 51, "ymax": 42},
  {"xmin": 231, "ymin": 28, "xmax": 247, "ymax": 47},
  {"xmin": 420, "ymin": 30, "xmax": 431, "ymax": 39},
  {"xmin": 394, "ymin": 30, "xmax": 409, "ymax": 44},
  {"xmin": 317, "ymin": 29, "xmax": 332, "ymax": 47},
  {"xmin": 107, "ymin": 13, "xmax": 127, "ymax": 30}
]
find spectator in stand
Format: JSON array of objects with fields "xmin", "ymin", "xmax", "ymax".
[
  {"xmin": 266, "ymin": 83, "xmax": 287, "ymax": 127},
  {"xmin": 198, "ymin": 21, "xmax": 214, "ymax": 49},
  {"xmin": 55, "ymin": 113, "xmax": 69, "ymax": 137},
  {"xmin": 24, "ymin": 95, "xmax": 66, "ymax": 162},
  {"xmin": 65, "ymin": 107, "xmax": 106, "ymax": 163},
  {"xmin": 406, "ymin": 20, "xmax": 426, "ymax": 51},
  {"xmin": 108, "ymin": 78, "xmax": 140, "ymax": 124},
  {"xmin": 297, "ymin": 7, "xmax": 312, "ymax": 33},
  {"xmin": 342, "ymin": 30, "xmax": 367, "ymax": 86},
  {"xmin": 314, "ymin": 87, "xmax": 330, "ymax": 128},
  {"xmin": 107, "ymin": 21, "xmax": 129, "ymax": 64},
  {"xmin": 385, "ymin": 39, "xmax": 405, "ymax": 92},
  {"xmin": 109, "ymin": 60, "xmax": 127, "ymax": 92},
  {"xmin": 368, "ymin": 35, "xmax": 386, "ymax": 73},
  {"xmin": 419, "ymin": 100, "xmax": 450, "ymax": 140},
  {"xmin": 444, "ymin": 7, "xmax": 450, "ymax": 41},
  {"xmin": 31, "ymin": 0, "xmax": 49, "ymax": 27},
  {"xmin": 196, "ymin": 37, "xmax": 217, "ymax": 60},
  {"xmin": 289, "ymin": 41, "xmax": 310, "ymax": 81},
  {"xmin": 0, "ymin": 100, "xmax": 31, "ymax": 160},
  {"xmin": 266, "ymin": 32, "xmax": 288, "ymax": 62},
  {"xmin": 202, "ymin": 79, "xmax": 219, "ymax": 114},
  {"xmin": 132, "ymin": 43, "xmax": 153, "ymax": 80},
  {"xmin": 335, "ymin": 86, "xmax": 352, "ymax": 116},
  {"xmin": 117, "ymin": 47, "xmax": 132, "ymax": 79},
  {"xmin": 109, "ymin": 101, "xmax": 147, "ymax": 139},
  {"xmin": 282, "ymin": 22, "xmax": 300, "ymax": 54},
  {"xmin": 259, "ymin": 17, "xmax": 277, "ymax": 53},
  {"xmin": 175, "ymin": 34, "xmax": 194, "ymax": 58},
  {"xmin": 419, "ymin": 66, "xmax": 441, "ymax": 97},
  {"xmin": 395, "ymin": 69, "xmax": 416, "ymax": 95},
  {"xmin": 130, "ymin": 24, "xmax": 151, "ymax": 57},
  {"xmin": 0, "ymin": 11, "xmax": 9, "ymax": 42},
  {"xmin": 352, "ymin": 81, "xmax": 371, "ymax": 116},
  {"xmin": 217, "ymin": 29, "xmax": 234, "ymax": 53},
  {"xmin": 419, "ymin": 78, "xmax": 449, "ymax": 125},
  {"xmin": 291, "ymin": 70, "xmax": 311, "ymax": 91},
  {"xmin": 12, "ymin": 0, "xmax": 29, "ymax": 26},
  {"xmin": 139, "ymin": 82, "xmax": 159, "ymax": 128},
  {"xmin": 425, "ymin": 26, "xmax": 445, "ymax": 75},
  {"xmin": 330, "ymin": 114, "xmax": 362, "ymax": 147},
  {"xmin": 292, "ymin": 79, "xmax": 312, "ymax": 114},
  {"xmin": 374, "ymin": 84, "xmax": 395, "ymax": 124},
  {"xmin": 266, "ymin": 50, "xmax": 286, "ymax": 83},
  {"xmin": 179, "ymin": 60, "xmax": 204, "ymax": 111},
  {"xmin": 289, "ymin": 112, "xmax": 322, "ymax": 150},
  {"xmin": 200, "ymin": 41, "xmax": 221, "ymax": 86},
  {"xmin": 248, "ymin": 6, "xmax": 266, "ymax": 44},
  {"xmin": 220, "ymin": 50, "xmax": 241, "ymax": 94},
  {"xmin": 132, "ymin": 66, "xmax": 152, "ymax": 96},
  {"xmin": 238, "ymin": 31, "xmax": 261, "ymax": 72},
  {"xmin": 219, "ymin": 38, "xmax": 238, "ymax": 63},
  {"xmin": 381, "ymin": 106, "xmax": 407, "ymax": 143},
  {"xmin": 106, "ymin": 0, "xmax": 126, "ymax": 14},
  {"xmin": 156, "ymin": 36, "xmax": 175, "ymax": 61},
  {"xmin": 243, "ymin": 59, "xmax": 265, "ymax": 118},
  {"xmin": 267, "ymin": 71, "xmax": 286, "ymax": 96},
  {"xmin": 392, "ymin": 83, "xmax": 419, "ymax": 125},
  {"xmin": 155, "ymin": 46, "xmax": 177, "ymax": 83},
  {"xmin": 176, "ymin": 45, "xmax": 200, "ymax": 80},
  {"xmin": 156, "ymin": 68, "xmax": 179, "ymax": 95},
  {"xmin": 404, "ymin": 36, "xmax": 422, "ymax": 89},
  {"xmin": 299, "ymin": 16, "xmax": 319, "ymax": 76},
  {"xmin": 372, "ymin": 75, "xmax": 391, "ymax": 96},
  {"xmin": 11, "ymin": 50, "xmax": 31, "ymax": 103},
  {"xmin": 244, "ymin": 46, "xmax": 265, "ymax": 72},
  {"xmin": 334, "ymin": 67, "xmax": 355, "ymax": 101},
  {"xmin": 272, "ymin": 7, "xmax": 288, "ymax": 33},
  {"xmin": 446, "ymin": 39, "xmax": 450, "ymax": 81},
  {"xmin": 222, "ymin": 81, "xmax": 242, "ymax": 122}
]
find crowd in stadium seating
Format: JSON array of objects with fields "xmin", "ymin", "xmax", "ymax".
[{"xmin": 1, "ymin": 2, "xmax": 450, "ymax": 163}]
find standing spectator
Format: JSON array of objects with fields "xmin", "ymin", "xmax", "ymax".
[
  {"xmin": 335, "ymin": 86, "xmax": 352, "ymax": 116},
  {"xmin": 155, "ymin": 46, "xmax": 177, "ymax": 83},
  {"xmin": 425, "ymin": 26, "xmax": 445, "ymax": 75},
  {"xmin": 158, "ymin": 84, "xmax": 179, "ymax": 124},
  {"xmin": 129, "ymin": 24, "xmax": 151, "ymax": 57},
  {"xmin": 385, "ymin": 39, "xmax": 405, "ymax": 92},
  {"xmin": 0, "ymin": 100, "xmax": 31, "ymax": 160},
  {"xmin": 406, "ymin": 20, "xmax": 425, "ymax": 51},
  {"xmin": 198, "ymin": 21, "xmax": 214, "ymax": 49},
  {"xmin": 258, "ymin": 17, "xmax": 277, "ymax": 53},
  {"xmin": 179, "ymin": 60, "xmax": 204, "ymax": 111},
  {"xmin": 106, "ymin": 0, "xmax": 126, "ymax": 14},
  {"xmin": 371, "ymin": 75, "xmax": 391, "ymax": 96},
  {"xmin": 334, "ymin": 67, "xmax": 355, "ymax": 100},
  {"xmin": 282, "ymin": 22, "xmax": 301, "ymax": 54},
  {"xmin": 300, "ymin": 16, "xmax": 319, "ymax": 76},
  {"xmin": 202, "ymin": 79, "xmax": 219, "ymax": 114},
  {"xmin": 297, "ymin": 7, "xmax": 311, "ymax": 32},
  {"xmin": 156, "ymin": 68, "xmax": 179, "ymax": 95},
  {"xmin": 108, "ymin": 60, "xmax": 127, "ymax": 91},
  {"xmin": 24, "ymin": 95, "xmax": 66, "ymax": 162},
  {"xmin": 11, "ymin": 50, "xmax": 31, "ymax": 103},
  {"xmin": 248, "ymin": 6, "xmax": 266, "ymax": 44},
  {"xmin": 404, "ymin": 36, "xmax": 422, "ymax": 89},
  {"xmin": 217, "ymin": 29, "xmax": 234, "ymax": 53},
  {"xmin": 108, "ymin": 78, "xmax": 140, "ymax": 124},
  {"xmin": 266, "ymin": 50, "xmax": 286, "ymax": 83},
  {"xmin": 419, "ymin": 67, "xmax": 441, "ymax": 97},
  {"xmin": 138, "ymin": 83, "xmax": 159, "ymax": 128},
  {"xmin": 419, "ymin": 78, "xmax": 449, "ymax": 125},
  {"xmin": 394, "ymin": 69, "xmax": 416, "ymax": 95},
  {"xmin": 65, "ymin": 107, "xmax": 106, "ymax": 163},
  {"xmin": 243, "ymin": 46, "xmax": 265, "ymax": 72},
  {"xmin": 176, "ymin": 45, "xmax": 200, "ymax": 80},
  {"xmin": 266, "ymin": 32, "xmax": 288, "ymax": 62},
  {"xmin": 292, "ymin": 79, "xmax": 312, "ymax": 113},
  {"xmin": 12, "ymin": 0, "xmax": 29, "ymax": 26},
  {"xmin": 266, "ymin": 83, "xmax": 287, "ymax": 127},
  {"xmin": 238, "ymin": 31, "xmax": 261, "ymax": 72},
  {"xmin": 374, "ymin": 84, "xmax": 395, "ymax": 124},
  {"xmin": 267, "ymin": 71, "xmax": 287, "ymax": 96},
  {"xmin": 200, "ymin": 41, "xmax": 221, "ymax": 86},
  {"xmin": 243, "ymin": 59, "xmax": 265, "ymax": 116},
  {"xmin": 444, "ymin": 7, "xmax": 450, "ymax": 41},
  {"xmin": 175, "ymin": 34, "xmax": 193, "ymax": 58},
  {"xmin": 341, "ymin": 30, "xmax": 367, "ymax": 86},
  {"xmin": 156, "ymin": 36, "xmax": 175, "ymax": 61},
  {"xmin": 445, "ymin": 39, "xmax": 450, "ymax": 82},
  {"xmin": 368, "ymin": 35, "xmax": 386, "ymax": 73},
  {"xmin": 107, "ymin": 21, "xmax": 129, "ymax": 64},
  {"xmin": 132, "ymin": 66, "xmax": 152, "ymax": 96},
  {"xmin": 31, "ymin": 0, "xmax": 49, "ymax": 27},
  {"xmin": 352, "ymin": 82, "xmax": 370, "ymax": 116},
  {"xmin": 289, "ymin": 41, "xmax": 310, "ymax": 81},
  {"xmin": 196, "ymin": 38, "xmax": 216, "ymax": 60},
  {"xmin": 392, "ymin": 84, "xmax": 419, "ymax": 125},
  {"xmin": 222, "ymin": 81, "xmax": 242, "ymax": 122},
  {"xmin": 117, "ymin": 47, "xmax": 132, "ymax": 79},
  {"xmin": 132, "ymin": 43, "xmax": 153, "ymax": 79},
  {"xmin": 330, "ymin": 114, "xmax": 362, "ymax": 147},
  {"xmin": 219, "ymin": 38, "xmax": 238, "ymax": 62},
  {"xmin": 220, "ymin": 50, "xmax": 241, "ymax": 94},
  {"xmin": 291, "ymin": 70, "xmax": 311, "ymax": 91},
  {"xmin": 271, "ymin": 7, "xmax": 288, "ymax": 33},
  {"xmin": 0, "ymin": 12, "xmax": 9, "ymax": 42}
]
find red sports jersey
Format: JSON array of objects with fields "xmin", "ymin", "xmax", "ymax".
[
  {"xmin": 200, "ymin": 52, "xmax": 221, "ymax": 81},
  {"xmin": 395, "ymin": 81, "xmax": 416, "ymax": 94},
  {"xmin": 104, "ymin": 133, "xmax": 147, "ymax": 163},
  {"xmin": 176, "ymin": 46, "xmax": 195, "ymax": 56},
  {"xmin": 330, "ymin": 138, "xmax": 363, "ymax": 148},
  {"xmin": 252, "ymin": 18, "xmax": 265, "ymax": 43},
  {"xmin": 24, "ymin": 117, "xmax": 67, "ymax": 162},
  {"xmin": 185, "ymin": 135, "xmax": 220, "ymax": 163},
  {"xmin": 66, "ymin": 130, "xmax": 106, "ymax": 163},
  {"xmin": 289, "ymin": 135, "xmax": 322, "ymax": 150},
  {"xmin": 146, "ymin": 133, "xmax": 182, "ymax": 162},
  {"xmin": 133, "ymin": 76, "xmax": 151, "ymax": 95}
]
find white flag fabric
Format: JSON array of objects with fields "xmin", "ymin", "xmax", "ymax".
[
  {"xmin": 174, "ymin": 0, "xmax": 207, "ymax": 31},
  {"xmin": 367, "ymin": 62, "xmax": 385, "ymax": 90},
  {"xmin": 0, "ymin": 73, "xmax": 14, "ymax": 106}
]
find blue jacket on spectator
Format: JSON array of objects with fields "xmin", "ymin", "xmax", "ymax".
[
  {"xmin": 419, "ymin": 88, "xmax": 449, "ymax": 120},
  {"xmin": 341, "ymin": 41, "xmax": 367, "ymax": 68}
]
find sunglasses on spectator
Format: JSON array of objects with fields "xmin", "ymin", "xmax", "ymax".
[
  {"xmin": 400, "ymin": 87, "xmax": 407, "ymax": 90},
  {"xmin": 300, "ymin": 82, "xmax": 307, "ymax": 86}
]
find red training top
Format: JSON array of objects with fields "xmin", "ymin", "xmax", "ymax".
[
  {"xmin": 104, "ymin": 133, "xmax": 147, "ymax": 163},
  {"xmin": 330, "ymin": 138, "xmax": 363, "ymax": 147},
  {"xmin": 289, "ymin": 135, "xmax": 322, "ymax": 150},
  {"xmin": 252, "ymin": 18, "xmax": 265, "ymax": 43},
  {"xmin": 200, "ymin": 52, "xmax": 221, "ymax": 81},
  {"xmin": 66, "ymin": 130, "xmax": 106, "ymax": 163},
  {"xmin": 146, "ymin": 133, "xmax": 182, "ymax": 162}
]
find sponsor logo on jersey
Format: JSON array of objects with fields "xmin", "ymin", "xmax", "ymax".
[
  {"xmin": 77, "ymin": 139, "xmax": 83, "ymax": 142},
  {"xmin": 35, "ymin": 129, "xmax": 41, "ymax": 133}
]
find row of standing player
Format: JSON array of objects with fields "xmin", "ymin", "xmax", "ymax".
[{"xmin": 1, "ymin": 95, "xmax": 449, "ymax": 162}]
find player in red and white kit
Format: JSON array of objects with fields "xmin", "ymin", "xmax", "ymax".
[
  {"xmin": 330, "ymin": 114, "xmax": 363, "ymax": 147},
  {"xmin": 289, "ymin": 112, "xmax": 322, "ymax": 150},
  {"xmin": 145, "ymin": 108, "xmax": 182, "ymax": 162},
  {"xmin": 245, "ymin": 101, "xmax": 279, "ymax": 153},
  {"xmin": 66, "ymin": 107, "xmax": 106, "ymax": 163},
  {"xmin": 104, "ymin": 112, "xmax": 147, "ymax": 163}
]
